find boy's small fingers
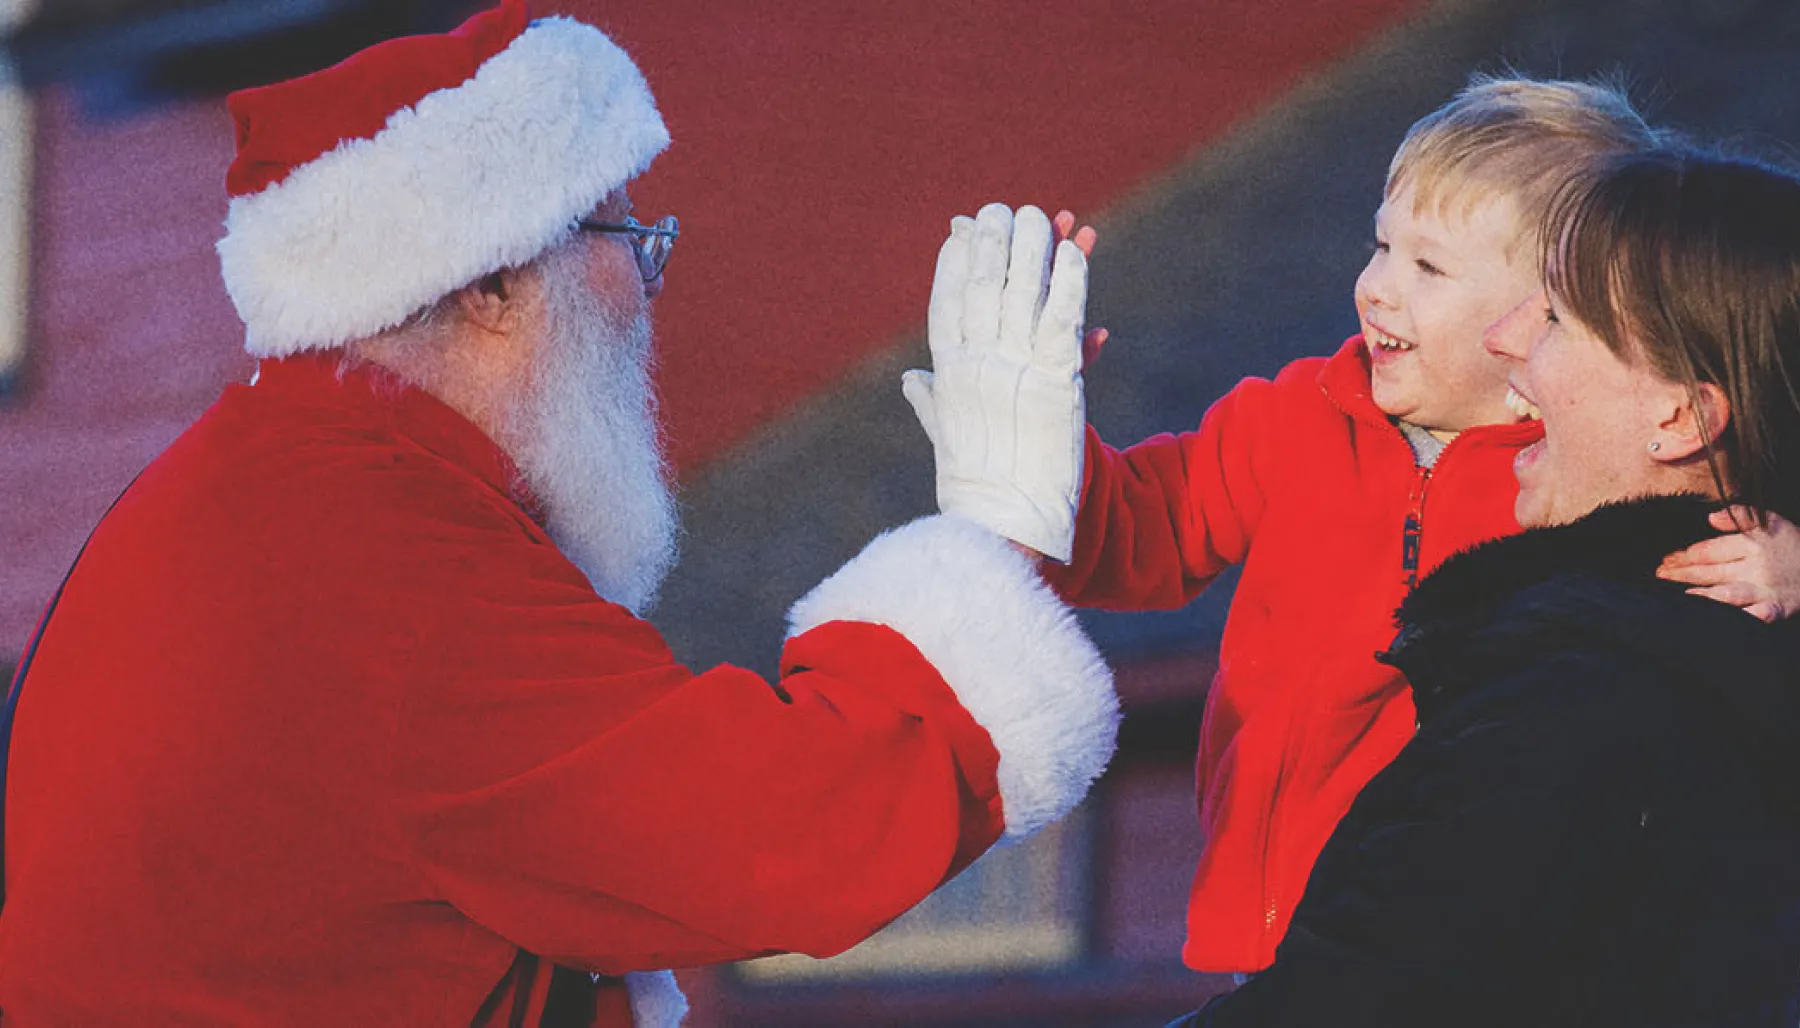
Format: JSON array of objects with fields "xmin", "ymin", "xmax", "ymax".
[
  {"xmin": 1048, "ymin": 209, "xmax": 1099, "ymax": 257},
  {"xmin": 1667, "ymin": 535, "xmax": 1750, "ymax": 568},
  {"xmin": 1710, "ymin": 504, "xmax": 1755, "ymax": 530},
  {"xmin": 1082, "ymin": 327, "xmax": 1108, "ymax": 370},
  {"xmin": 1657, "ymin": 561, "xmax": 1729, "ymax": 587},
  {"xmin": 1688, "ymin": 581, "xmax": 1760, "ymax": 608},
  {"xmin": 1074, "ymin": 225, "xmax": 1098, "ymax": 258}
]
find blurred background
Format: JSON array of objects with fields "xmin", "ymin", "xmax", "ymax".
[{"xmin": 4, "ymin": 0, "xmax": 1800, "ymax": 1024}]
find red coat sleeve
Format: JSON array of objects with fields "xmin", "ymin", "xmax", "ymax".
[
  {"xmin": 390, "ymin": 512, "xmax": 1115, "ymax": 976},
  {"xmin": 1046, "ymin": 375, "xmax": 1278, "ymax": 610}
]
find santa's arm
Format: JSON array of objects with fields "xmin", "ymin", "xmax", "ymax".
[
  {"xmin": 394, "ymin": 514, "xmax": 1115, "ymax": 973},
  {"xmin": 785, "ymin": 513, "xmax": 1118, "ymax": 844}
]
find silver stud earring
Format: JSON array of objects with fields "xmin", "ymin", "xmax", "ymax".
[{"xmin": 1648, "ymin": 441, "xmax": 1662, "ymax": 453}]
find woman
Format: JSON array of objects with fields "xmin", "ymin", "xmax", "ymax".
[{"xmin": 1171, "ymin": 147, "xmax": 1800, "ymax": 1025}]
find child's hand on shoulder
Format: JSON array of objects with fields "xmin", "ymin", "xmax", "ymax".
[{"xmin": 1658, "ymin": 506, "xmax": 1800, "ymax": 621}]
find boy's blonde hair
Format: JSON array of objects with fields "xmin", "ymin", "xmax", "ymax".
[{"xmin": 1388, "ymin": 75, "xmax": 1661, "ymax": 260}]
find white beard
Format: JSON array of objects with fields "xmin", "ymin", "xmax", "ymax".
[{"xmin": 492, "ymin": 251, "xmax": 679, "ymax": 615}]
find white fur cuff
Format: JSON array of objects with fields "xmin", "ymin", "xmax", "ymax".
[{"xmin": 788, "ymin": 514, "xmax": 1118, "ymax": 842}]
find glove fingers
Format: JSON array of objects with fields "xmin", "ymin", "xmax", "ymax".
[
  {"xmin": 999, "ymin": 205, "xmax": 1053, "ymax": 363},
  {"xmin": 961, "ymin": 203, "xmax": 1014, "ymax": 353},
  {"xmin": 1034, "ymin": 238, "xmax": 1089, "ymax": 375},
  {"xmin": 927, "ymin": 217, "xmax": 976, "ymax": 359},
  {"xmin": 900, "ymin": 369, "xmax": 940, "ymax": 448}
]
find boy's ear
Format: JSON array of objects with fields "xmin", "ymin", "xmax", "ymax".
[
  {"xmin": 1650, "ymin": 380, "xmax": 1731, "ymax": 463},
  {"xmin": 456, "ymin": 268, "xmax": 523, "ymax": 336}
]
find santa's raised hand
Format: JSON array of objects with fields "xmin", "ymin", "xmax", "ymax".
[{"xmin": 903, "ymin": 203, "xmax": 1092, "ymax": 562}]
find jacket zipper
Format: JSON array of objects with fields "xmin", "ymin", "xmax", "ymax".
[
  {"xmin": 1258, "ymin": 448, "xmax": 1441, "ymax": 959},
  {"xmin": 1403, "ymin": 464, "xmax": 1432, "ymax": 588},
  {"xmin": 1403, "ymin": 459, "xmax": 1438, "ymax": 734},
  {"xmin": 1398, "ymin": 426, "xmax": 1485, "ymax": 588},
  {"xmin": 1260, "ymin": 771, "xmax": 1285, "ymax": 962}
]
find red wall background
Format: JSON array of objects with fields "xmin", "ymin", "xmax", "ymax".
[{"xmin": 0, "ymin": 0, "xmax": 1422, "ymax": 656}]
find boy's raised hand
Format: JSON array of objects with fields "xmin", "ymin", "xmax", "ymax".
[
  {"xmin": 902, "ymin": 203, "xmax": 1089, "ymax": 562},
  {"xmin": 1658, "ymin": 506, "xmax": 1800, "ymax": 621}
]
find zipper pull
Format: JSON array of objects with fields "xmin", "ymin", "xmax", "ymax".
[
  {"xmin": 1402, "ymin": 464, "xmax": 1432, "ymax": 589},
  {"xmin": 1402, "ymin": 513, "xmax": 1421, "ymax": 587}
]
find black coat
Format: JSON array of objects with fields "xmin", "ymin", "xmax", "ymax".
[{"xmin": 1174, "ymin": 495, "xmax": 1800, "ymax": 1027}]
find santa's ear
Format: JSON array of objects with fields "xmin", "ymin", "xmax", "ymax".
[
  {"xmin": 455, "ymin": 268, "xmax": 525, "ymax": 336},
  {"xmin": 1651, "ymin": 380, "xmax": 1731, "ymax": 462}
]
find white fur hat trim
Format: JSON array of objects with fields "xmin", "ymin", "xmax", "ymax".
[{"xmin": 216, "ymin": 17, "xmax": 668, "ymax": 356}]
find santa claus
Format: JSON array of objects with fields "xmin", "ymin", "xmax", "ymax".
[{"xmin": 0, "ymin": 1, "xmax": 1115, "ymax": 1025}]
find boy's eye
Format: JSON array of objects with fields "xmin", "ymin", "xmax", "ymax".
[
  {"xmin": 1370, "ymin": 238, "xmax": 1388, "ymax": 254},
  {"xmin": 1415, "ymin": 258, "xmax": 1443, "ymax": 276},
  {"xmin": 1543, "ymin": 306, "xmax": 1560, "ymax": 325}
]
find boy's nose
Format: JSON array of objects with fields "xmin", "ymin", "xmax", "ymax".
[
  {"xmin": 1355, "ymin": 261, "xmax": 1394, "ymax": 312},
  {"xmin": 1484, "ymin": 291, "xmax": 1543, "ymax": 359}
]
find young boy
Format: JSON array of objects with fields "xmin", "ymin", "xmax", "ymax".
[{"xmin": 912, "ymin": 75, "xmax": 1800, "ymax": 976}]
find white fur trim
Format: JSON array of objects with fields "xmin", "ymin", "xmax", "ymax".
[
  {"xmin": 623, "ymin": 970, "xmax": 687, "ymax": 1028},
  {"xmin": 217, "ymin": 16, "xmax": 669, "ymax": 356},
  {"xmin": 787, "ymin": 514, "xmax": 1118, "ymax": 842}
]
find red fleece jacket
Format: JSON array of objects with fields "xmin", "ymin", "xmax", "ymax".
[{"xmin": 1045, "ymin": 335, "xmax": 1542, "ymax": 972}]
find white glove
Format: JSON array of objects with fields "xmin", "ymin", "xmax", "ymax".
[{"xmin": 902, "ymin": 203, "xmax": 1088, "ymax": 563}]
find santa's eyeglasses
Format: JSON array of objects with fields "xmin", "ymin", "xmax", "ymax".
[{"xmin": 577, "ymin": 214, "xmax": 679, "ymax": 283}]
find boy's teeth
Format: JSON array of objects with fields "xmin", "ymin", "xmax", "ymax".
[
  {"xmin": 1367, "ymin": 325, "xmax": 1414, "ymax": 351},
  {"xmin": 1505, "ymin": 386, "xmax": 1542, "ymax": 421}
]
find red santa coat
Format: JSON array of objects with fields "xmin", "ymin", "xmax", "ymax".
[
  {"xmin": 0, "ymin": 355, "xmax": 1116, "ymax": 1026},
  {"xmin": 1043, "ymin": 335, "xmax": 1541, "ymax": 973}
]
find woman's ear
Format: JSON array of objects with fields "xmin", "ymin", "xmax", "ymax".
[
  {"xmin": 456, "ymin": 268, "xmax": 523, "ymax": 336},
  {"xmin": 1651, "ymin": 380, "xmax": 1732, "ymax": 462}
]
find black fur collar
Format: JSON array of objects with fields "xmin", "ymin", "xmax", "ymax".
[
  {"xmin": 1386, "ymin": 492, "xmax": 1800, "ymax": 820},
  {"xmin": 1394, "ymin": 493, "xmax": 1720, "ymax": 632}
]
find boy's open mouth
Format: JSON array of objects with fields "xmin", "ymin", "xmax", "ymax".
[
  {"xmin": 1365, "ymin": 324, "xmax": 1415, "ymax": 352},
  {"xmin": 1504, "ymin": 383, "xmax": 1542, "ymax": 421}
]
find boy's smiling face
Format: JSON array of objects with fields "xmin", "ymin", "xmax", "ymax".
[{"xmin": 1354, "ymin": 181, "xmax": 1542, "ymax": 439}]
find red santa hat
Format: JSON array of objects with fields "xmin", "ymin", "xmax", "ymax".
[{"xmin": 215, "ymin": 0, "xmax": 669, "ymax": 357}]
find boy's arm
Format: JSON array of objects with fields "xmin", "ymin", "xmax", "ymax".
[
  {"xmin": 1657, "ymin": 506, "xmax": 1800, "ymax": 621},
  {"xmin": 1041, "ymin": 377, "xmax": 1275, "ymax": 611}
]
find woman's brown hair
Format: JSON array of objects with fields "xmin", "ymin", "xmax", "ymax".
[{"xmin": 1544, "ymin": 148, "xmax": 1800, "ymax": 524}]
